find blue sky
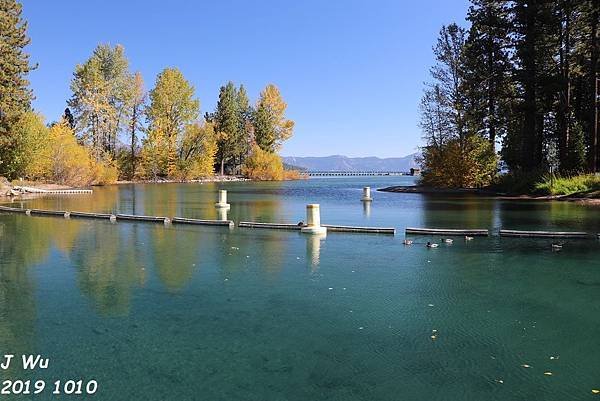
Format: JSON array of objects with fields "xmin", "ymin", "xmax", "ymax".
[{"xmin": 22, "ymin": 0, "xmax": 470, "ymax": 158}]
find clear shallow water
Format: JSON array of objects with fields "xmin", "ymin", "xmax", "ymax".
[{"xmin": 1, "ymin": 177, "xmax": 600, "ymax": 400}]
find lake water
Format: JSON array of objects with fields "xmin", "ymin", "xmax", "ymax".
[{"xmin": 1, "ymin": 177, "xmax": 599, "ymax": 400}]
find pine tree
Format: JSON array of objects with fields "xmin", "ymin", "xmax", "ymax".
[
  {"xmin": 510, "ymin": 0, "xmax": 558, "ymax": 171},
  {"xmin": 0, "ymin": 0, "xmax": 36, "ymax": 179},
  {"xmin": 463, "ymin": 0, "xmax": 513, "ymax": 145},
  {"xmin": 214, "ymin": 82, "xmax": 242, "ymax": 175},
  {"xmin": 237, "ymin": 84, "xmax": 253, "ymax": 164}
]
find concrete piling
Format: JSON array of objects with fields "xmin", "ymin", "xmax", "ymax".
[
  {"xmin": 217, "ymin": 207, "xmax": 228, "ymax": 222},
  {"xmin": 361, "ymin": 187, "xmax": 373, "ymax": 202},
  {"xmin": 215, "ymin": 190, "xmax": 230, "ymax": 209},
  {"xmin": 301, "ymin": 204, "xmax": 327, "ymax": 235}
]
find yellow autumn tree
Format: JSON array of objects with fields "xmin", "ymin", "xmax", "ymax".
[
  {"xmin": 176, "ymin": 121, "xmax": 217, "ymax": 179},
  {"xmin": 138, "ymin": 127, "xmax": 169, "ymax": 180},
  {"xmin": 253, "ymin": 84, "xmax": 294, "ymax": 153},
  {"xmin": 141, "ymin": 68, "xmax": 199, "ymax": 179},
  {"xmin": 419, "ymin": 135, "xmax": 498, "ymax": 188},
  {"xmin": 25, "ymin": 122, "xmax": 117, "ymax": 186},
  {"xmin": 242, "ymin": 145, "xmax": 284, "ymax": 180}
]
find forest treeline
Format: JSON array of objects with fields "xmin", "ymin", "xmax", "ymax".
[
  {"xmin": 420, "ymin": 0, "xmax": 600, "ymax": 190},
  {"xmin": 0, "ymin": 0, "xmax": 296, "ymax": 186}
]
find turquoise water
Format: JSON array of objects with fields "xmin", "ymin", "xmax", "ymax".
[{"xmin": 1, "ymin": 177, "xmax": 600, "ymax": 400}]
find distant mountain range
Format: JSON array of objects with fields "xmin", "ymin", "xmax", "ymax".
[{"xmin": 282, "ymin": 154, "xmax": 420, "ymax": 172}]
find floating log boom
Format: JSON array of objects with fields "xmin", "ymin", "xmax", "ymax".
[
  {"xmin": 238, "ymin": 222, "xmax": 301, "ymax": 230},
  {"xmin": 499, "ymin": 229, "xmax": 589, "ymax": 238},
  {"xmin": 322, "ymin": 224, "xmax": 395, "ymax": 234},
  {"xmin": 116, "ymin": 214, "xmax": 169, "ymax": 223},
  {"xmin": 239, "ymin": 221, "xmax": 395, "ymax": 234},
  {"xmin": 171, "ymin": 217, "xmax": 234, "ymax": 227},
  {"xmin": 405, "ymin": 227, "xmax": 489, "ymax": 236}
]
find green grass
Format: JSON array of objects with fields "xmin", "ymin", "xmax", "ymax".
[{"xmin": 534, "ymin": 174, "xmax": 600, "ymax": 196}]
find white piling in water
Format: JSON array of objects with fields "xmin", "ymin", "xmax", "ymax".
[
  {"xmin": 217, "ymin": 207, "xmax": 228, "ymax": 222},
  {"xmin": 301, "ymin": 204, "xmax": 327, "ymax": 235},
  {"xmin": 215, "ymin": 190, "xmax": 231, "ymax": 209},
  {"xmin": 361, "ymin": 187, "xmax": 373, "ymax": 202}
]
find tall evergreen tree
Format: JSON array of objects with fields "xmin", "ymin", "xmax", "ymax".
[
  {"xmin": 214, "ymin": 82, "xmax": 242, "ymax": 175},
  {"xmin": 0, "ymin": 0, "xmax": 36, "ymax": 179},
  {"xmin": 463, "ymin": 0, "xmax": 513, "ymax": 145},
  {"xmin": 508, "ymin": 0, "xmax": 558, "ymax": 171},
  {"xmin": 237, "ymin": 84, "xmax": 254, "ymax": 163}
]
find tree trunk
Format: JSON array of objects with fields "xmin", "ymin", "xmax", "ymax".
[
  {"xmin": 130, "ymin": 107, "xmax": 136, "ymax": 180},
  {"xmin": 591, "ymin": 2, "xmax": 599, "ymax": 172},
  {"xmin": 522, "ymin": 1, "xmax": 541, "ymax": 170},
  {"xmin": 558, "ymin": 2, "xmax": 571, "ymax": 171}
]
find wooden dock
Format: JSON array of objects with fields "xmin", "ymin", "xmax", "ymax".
[
  {"xmin": 13, "ymin": 186, "xmax": 93, "ymax": 194},
  {"xmin": 405, "ymin": 227, "xmax": 489, "ymax": 236},
  {"xmin": 499, "ymin": 229, "xmax": 589, "ymax": 238}
]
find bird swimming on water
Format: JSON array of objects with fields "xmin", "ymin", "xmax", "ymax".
[
  {"xmin": 403, "ymin": 239, "xmax": 413, "ymax": 245},
  {"xmin": 465, "ymin": 236, "xmax": 474, "ymax": 241},
  {"xmin": 427, "ymin": 242, "xmax": 439, "ymax": 248},
  {"xmin": 442, "ymin": 238, "xmax": 453, "ymax": 244},
  {"xmin": 551, "ymin": 243, "xmax": 563, "ymax": 251}
]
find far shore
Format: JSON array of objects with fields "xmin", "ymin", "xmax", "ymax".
[
  {"xmin": 0, "ymin": 175, "xmax": 297, "ymax": 198},
  {"xmin": 378, "ymin": 185, "xmax": 600, "ymax": 205},
  {"xmin": 114, "ymin": 175, "xmax": 250, "ymax": 185}
]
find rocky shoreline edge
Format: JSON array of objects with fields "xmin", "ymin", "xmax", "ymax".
[
  {"xmin": 378, "ymin": 185, "xmax": 600, "ymax": 205},
  {"xmin": 0, "ymin": 175, "xmax": 250, "ymax": 198}
]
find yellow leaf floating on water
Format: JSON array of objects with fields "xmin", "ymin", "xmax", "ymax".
[{"xmin": 544, "ymin": 372, "xmax": 553, "ymax": 376}]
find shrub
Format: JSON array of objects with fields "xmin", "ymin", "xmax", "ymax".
[
  {"xmin": 25, "ymin": 122, "xmax": 117, "ymax": 186},
  {"xmin": 419, "ymin": 135, "xmax": 498, "ymax": 188},
  {"xmin": 242, "ymin": 145, "xmax": 284, "ymax": 180}
]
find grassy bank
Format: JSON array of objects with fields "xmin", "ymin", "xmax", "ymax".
[
  {"xmin": 533, "ymin": 174, "xmax": 600, "ymax": 196},
  {"xmin": 490, "ymin": 172, "xmax": 600, "ymax": 197}
]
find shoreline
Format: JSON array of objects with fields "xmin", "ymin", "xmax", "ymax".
[
  {"xmin": 114, "ymin": 175, "xmax": 250, "ymax": 185},
  {"xmin": 0, "ymin": 175, "xmax": 251, "ymax": 198},
  {"xmin": 378, "ymin": 185, "xmax": 600, "ymax": 205}
]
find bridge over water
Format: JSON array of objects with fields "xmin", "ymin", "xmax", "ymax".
[{"xmin": 307, "ymin": 171, "xmax": 407, "ymax": 177}]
